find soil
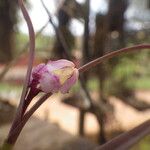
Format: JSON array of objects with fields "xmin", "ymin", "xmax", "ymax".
[
  {"xmin": 0, "ymin": 90, "xmax": 150, "ymax": 149},
  {"xmin": 0, "ymin": 118, "xmax": 97, "ymax": 150},
  {"xmin": 0, "ymin": 99, "xmax": 16, "ymax": 126},
  {"xmin": 0, "ymin": 97, "xmax": 97, "ymax": 150}
]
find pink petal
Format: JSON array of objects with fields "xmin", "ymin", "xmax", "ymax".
[
  {"xmin": 32, "ymin": 63, "xmax": 47, "ymax": 79},
  {"xmin": 39, "ymin": 72, "xmax": 61, "ymax": 93},
  {"xmin": 47, "ymin": 59, "xmax": 75, "ymax": 72},
  {"xmin": 30, "ymin": 63, "xmax": 47, "ymax": 87},
  {"xmin": 60, "ymin": 68, "xmax": 79, "ymax": 94}
]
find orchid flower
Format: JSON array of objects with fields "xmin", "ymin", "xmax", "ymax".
[{"xmin": 30, "ymin": 59, "xmax": 79, "ymax": 94}]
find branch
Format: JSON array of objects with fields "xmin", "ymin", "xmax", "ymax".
[
  {"xmin": 41, "ymin": 0, "xmax": 92, "ymax": 107},
  {"xmin": 116, "ymin": 95, "xmax": 150, "ymax": 111},
  {"xmin": 40, "ymin": 0, "xmax": 70, "ymax": 59}
]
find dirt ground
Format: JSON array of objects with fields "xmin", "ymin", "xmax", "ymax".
[
  {"xmin": 31, "ymin": 91, "xmax": 150, "ymax": 135},
  {"xmin": 0, "ymin": 90, "xmax": 149, "ymax": 149},
  {"xmin": 0, "ymin": 117, "xmax": 97, "ymax": 150}
]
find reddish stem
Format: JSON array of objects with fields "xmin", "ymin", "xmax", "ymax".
[
  {"xmin": 21, "ymin": 89, "xmax": 40, "ymax": 116},
  {"xmin": 96, "ymin": 119, "xmax": 150, "ymax": 150},
  {"xmin": 79, "ymin": 44, "xmax": 150, "ymax": 73},
  {"xmin": 6, "ymin": 0, "xmax": 35, "ymax": 145},
  {"xmin": 18, "ymin": 0, "xmax": 35, "ymax": 119},
  {"xmin": 5, "ymin": 93, "xmax": 52, "ymax": 145}
]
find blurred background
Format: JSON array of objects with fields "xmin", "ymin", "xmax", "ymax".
[{"xmin": 0, "ymin": 0, "xmax": 150, "ymax": 149}]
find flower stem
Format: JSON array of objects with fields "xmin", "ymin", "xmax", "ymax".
[
  {"xmin": 17, "ymin": 0, "xmax": 35, "ymax": 120},
  {"xmin": 3, "ymin": 0, "xmax": 35, "ymax": 148},
  {"xmin": 4, "ymin": 93, "xmax": 51, "ymax": 147},
  {"xmin": 96, "ymin": 119, "xmax": 150, "ymax": 150},
  {"xmin": 79, "ymin": 44, "xmax": 150, "ymax": 73}
]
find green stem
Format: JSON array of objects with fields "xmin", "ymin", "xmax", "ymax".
[{"xmin": 1, "ymin": 142, "xmax": 13, "ymax": 150}]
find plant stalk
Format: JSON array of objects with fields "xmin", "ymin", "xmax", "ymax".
[{"xmin": 79, "ymin": 44, "xmax": 150, "ymax": 73}]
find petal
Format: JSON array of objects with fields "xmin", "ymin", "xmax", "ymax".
[
  {"xmin": 30, "ymin": 63, "xmax": 47, "ymax": 87},
  {"xmin": 47, "ymin": 59, "xmax": 75, "ymax": 72},
  {"xmin": 39, "ymin": 72, "xmax": 61, "ymax": 93},
  {"xmin": 32, "ymin": 63, "xmax": 46, "ymax": 79},
  {"xmin": 60, "ymin": 68, "xmax": 79, "ymax": 94},
  {"xmin": 53, "ymin": 67, "xmax": 74, "ymax": 85}
]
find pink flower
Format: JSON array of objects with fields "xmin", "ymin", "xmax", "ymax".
[{"xmin": 30, "ymin": 59, "xmax": 79, "ymax": 94}]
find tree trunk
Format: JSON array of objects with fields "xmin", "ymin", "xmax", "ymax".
[{"xmin": 0, "ymin": 0, "xmax": 17, "ymax": 62}]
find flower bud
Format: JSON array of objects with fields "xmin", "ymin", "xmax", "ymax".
[{"xmin": 30, "ymin": 59, "xmax": 79, "ymax": 94}]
